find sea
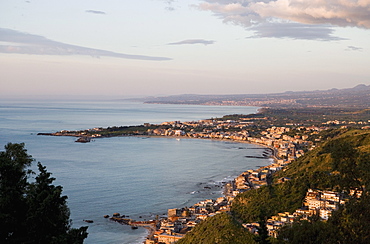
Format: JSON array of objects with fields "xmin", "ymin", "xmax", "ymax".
[{"xmin": 0, "ymin": 100, "xmax": 273, "ymax": 244}]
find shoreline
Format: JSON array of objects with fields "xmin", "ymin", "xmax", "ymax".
[
  {"xmin": 39, "ymin": 132, "xmax": 279, "ymax": 244},
  {"xmin": 100, "ymin": 134, "xmax": 276, "ymax": 244},
  {"xmin": 39, "ymin": 132, "xmax": 277, "ymax": 158},
  {"xmin": 132, "ymin": 135, "xmax": 277, "ymax": 243},
  {"xmin": 136, "ymin": 134, "xmax": 277, "ymax": 158}
]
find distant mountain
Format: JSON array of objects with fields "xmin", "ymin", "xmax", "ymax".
[{"xmin": 142, "ymin": 84, "xmax": 370, "ymax": 108}]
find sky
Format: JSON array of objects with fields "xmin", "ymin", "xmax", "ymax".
[{"xmin": 1, "ymin": 0, "xmax": 370, "ymax": 99}]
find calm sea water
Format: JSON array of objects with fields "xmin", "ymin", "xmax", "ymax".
[{"xmin": 0, "ymin": 100, "xmax": 272, "ymax": 244}]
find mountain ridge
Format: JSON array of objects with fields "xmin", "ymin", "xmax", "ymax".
[{"xmin": 140, "ymin": 84, "xmax": 370, "ymax": 109}]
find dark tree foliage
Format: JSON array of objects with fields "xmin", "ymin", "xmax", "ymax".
[
  {"xmin": 0, "ymin": 143, "xmax": 32, "ymax": 242},
  {"xmin": 254, "ymin": 220, "xmax": 271, "ymax": 244},
  {"xmin": 327, "ymin": 194, "xmax": 370, "ymax": 244},
  {"xmin": 277, "ymin": 219, "xmax": 338, "ymax": 244},
  {"xmin": 323, "ymin": 139, "xmax": 370, "ymax": 192},
  {"xmin": 0, "ymin": 143, "xmax": 88, "ymax": 243},
  {"xmin": 275, "ymin": 137, "xmax": 370, "ymax": 244},
  {"xmin": 231, "ymin": 181, "xmax": 306, "ymax": 224},
  {"xmin": 277, "ymin": 195, "xmax": 370, "ymax": 244}
]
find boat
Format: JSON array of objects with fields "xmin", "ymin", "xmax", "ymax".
[{"xmin": 83, "ymin": 219, "xmax": 94, "ymax": 223}]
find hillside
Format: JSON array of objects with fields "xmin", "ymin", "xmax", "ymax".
[
  {"xmin": 176, "ymin": 213, "xmax": 257, "ymax": 244},
  {"xmin": 141, "ymin": 84, "xmax": 370, "ymax": 109},
  {"xmin": 179, "ymin": 129, "xmax": 370, "ymax": 243}
]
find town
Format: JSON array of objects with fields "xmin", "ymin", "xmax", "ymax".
[{"xmin": 39, "ymin": 113, "xmax": 370, "ymax": 244}]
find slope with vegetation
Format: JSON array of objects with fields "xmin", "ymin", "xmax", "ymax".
[
  {"xmin": 176, "ymin": 212, "xmax": 257, "ymax": 244},
  {"xmin": 178, "ymin": 129, "xmax": 370, "ymax": 243}
]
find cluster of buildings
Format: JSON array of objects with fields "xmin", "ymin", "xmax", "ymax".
[
  {"xmin": 244, "ymin": 188, "xmax": 362, "ymax": 238},
  {"xmin": 143, "ymin": 125, "xmax": 305, "ymax": 243},
  {"xmin": 323, "ymin": 120, "xmax": 370, "ymax": 130},
  {"xmin": 147, "ymin": 121, "xmax": 315, "ymax": 161},
  {"xmin": 145, "ymin": 197, "xmax": 230, "ymax": 244},
  {"xmin": 51, "ymin": 116, "xmax": 369, "ymax": 243},
  {"xmin": 203, "ymin": 99, "xmax": 298, "ymax": 107},
  {"xmin": 148, "ymin": 119, "xmax": 251, "ymax": 141},
  {"xmin": 142, "ymin": 120, "xmax": 366, "ymax": 243},
  {"xmin": 141, "ymin": 122, "xmax": 313, "ymax": 243},
  {"xmin": 323, "ymin": 119, "xmax": 370, "ymax": 125},
  {"xmin": 230, "ymin": 162, "xmax": 282, "ymax": 196}
]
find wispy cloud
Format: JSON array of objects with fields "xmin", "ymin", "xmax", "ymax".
[
  {"xmin": 195, "ymin": 0, "xmax": 370, "ymax": 40},
  {"xmin": 168, "ymin": 39, "xmax": 215, "ymax": 45},
  {"xmin": 248, "ymin": 22, "xmax": 346, "ymax": 41},
  {"xmin": 346, "ymin": 46, "xmax": 363, "ymax": 51},
  {"xmin": 86, "ymin": 10, "xmax": 106, "ymax": 15},
  {"xmin": 0, "ymin": 28, "xmax": 171, "ymax": 61}
]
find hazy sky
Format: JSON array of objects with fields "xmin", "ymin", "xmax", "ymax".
[{"xmin": 1, "ymin": 0, "xmax": 370, "ymax": 99}]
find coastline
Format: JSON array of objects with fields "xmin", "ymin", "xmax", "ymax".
[
  {"xmin": 38, "ymin": 119, "xmax": 294, "ymax": 244},
  {"xmin": 132, "ymin": 135, "xmax": 277, "ymax": 243},
  {"xmin": 40, "ymin": 132, "xmax": 277, "ymax": 243},
  {"xmin": 100, "ymin": 134, "xmax": 277, "ymax": 244},
  {"xmin": 137, "ymin": 134, "xmax": 277, "ymax": 158}
]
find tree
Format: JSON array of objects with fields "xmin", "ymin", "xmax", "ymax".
[
  {"xmin": 328, "ymin": 194, "xmax": 370, "ymax": 244},
  {"xmin": 0, "ymin": 143, "xmax": 88, "ymax": 243},
  {"xmin": 323, "ymin": 139, "xmax": 370, "ymax": 192},
  {"xmin": 0, "ymin": 142, "xmax": 32, "ymax": 242},
  {"xmin": 277, "ymin": 219, "xmax": 338, "ymax": 244},
  {"xmin": 254, "ymin": 219, "xmax": 271, "ymax": 244}
]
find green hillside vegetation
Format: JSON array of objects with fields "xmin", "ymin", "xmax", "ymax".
[
  {"xmin": 181, "ymin": 129, "xmax": 370, "ymax": 243},
  {"xmin": 91, "ymin": 125, "xmax": 170, "ymax": 136},
  {"xmin": 231, "ymin": 181, "xmax": 307, "ymax": 224},
  {"xmin": 232, "ymin": 129, "xmax": 370, "ymax": 224},
  {"xmin": 278, "ymin": 129, "xmax": 370, "ymax": 191},
  {"xmin": 277, "ymin": 195, "xmax": 370, "ymax": 243},
  {"xmin": 176, "ymin": 212, "xmax": 257, "ymax": 244}
]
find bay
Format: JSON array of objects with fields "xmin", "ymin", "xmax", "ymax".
[{"xmin": 0, "ymin": 100, "xmax": 272, "ymax": 244}]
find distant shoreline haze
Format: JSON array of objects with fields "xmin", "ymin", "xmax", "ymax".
[{"xmin": 140, "ymin": 84, "xmax": 370, "ymax": 109}]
